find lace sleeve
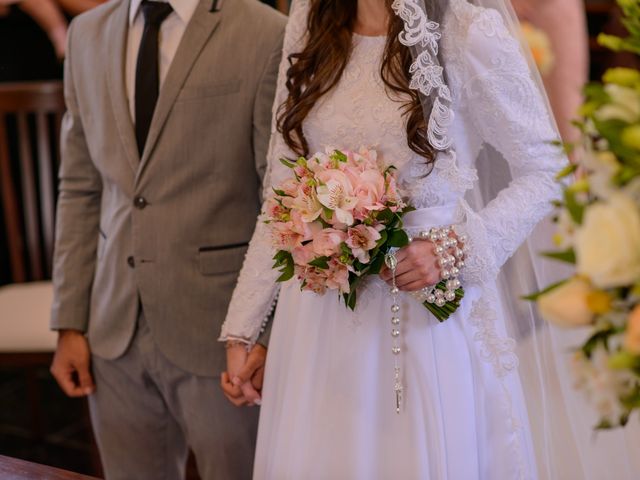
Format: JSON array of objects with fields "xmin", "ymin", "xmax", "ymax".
[
  {"xmin": 219, "ymin": 0, "xmax": 310, "ymax": 345},
  {"xmin": 455, "ymin": 7, "xmax": 566, "ymax": 286}
]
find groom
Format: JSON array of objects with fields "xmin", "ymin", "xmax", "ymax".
[{"xmin": 49, "ymin": 0, "xmax": 285, "ymax": 478}]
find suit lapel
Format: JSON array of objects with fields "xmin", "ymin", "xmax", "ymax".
[
  {"xmin": 106, "ymin": 0, "xmax": 140, "ymax": 173},
  {"xmin": 136, "ymin": 0, "xmax": 223, "ymax": 181}
]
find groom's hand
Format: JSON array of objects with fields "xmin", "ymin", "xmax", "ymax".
[
  {"xmin": 222, "ymin": 343, "xmax": 266, "ymax": 407},
  {"xmin": 50, "ymin": 329, "xmax": 95, "ymax": 397},
  {"xmin": 238, "ymin": 344, "xmax": 267, "ymax": 393}
]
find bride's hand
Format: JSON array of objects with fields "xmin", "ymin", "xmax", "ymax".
[
  {"xmin": 221, "ymin": 343, "xmax": 263, "ymax": 407},
  {"xmin": 379, "ymin": 240, "xmax": 441, "ymax": 292}
]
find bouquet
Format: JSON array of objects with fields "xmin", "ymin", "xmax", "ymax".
[
  {"xmin": 265, "ymin": 148, "xmax": 464, "ymax": 320},
  {"xmin": 531, "ymin": 0, "xmax": 640, "ymax": 429}
]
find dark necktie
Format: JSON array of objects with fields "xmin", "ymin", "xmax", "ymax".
[{"xmin": 135, "ymin": 0, "xmax": 173, "ymax": 156}]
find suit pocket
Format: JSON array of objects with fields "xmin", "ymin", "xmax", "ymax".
[
  {"xmin": 197, "ymin": 243, "xmax": 248, "ymax": 276},
  {"xmin": 176, "ymin": 80, "xmax": 242, "ymax": 102},
  {"xmin": 97, "ymin": 230, "xmax": 106, "ymax": 260}
]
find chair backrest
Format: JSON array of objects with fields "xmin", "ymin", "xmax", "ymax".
[{"xmin": 0, "ymin": 81, "xmax": 65, "ymax": 283}]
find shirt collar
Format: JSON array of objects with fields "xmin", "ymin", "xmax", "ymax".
[{"xmin": 129, "ymin": 0, "xmax": 199, "ymax": 26}]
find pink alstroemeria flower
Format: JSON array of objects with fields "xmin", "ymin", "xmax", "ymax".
[
  {"xmin": 271, "ymin": 221, "xmax": 303, "ymax": 251},
  {"xmin": 316, "ymin": 170, "xmax": 358, "ymax": 226},
  {"xmin": 312, "ymin": 228, "xmax": 347, "ymax": 257},
  {"xmin": 346, "ymin": 224, "xmax": 381, "ymax": 263},
  {"xmin": 323, "ymin": 259, "xmax": 351, "ymax": 294}
]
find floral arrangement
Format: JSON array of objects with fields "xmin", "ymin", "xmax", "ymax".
[
  {"xmin": 265, "ymin": 147, "xmax": 463, "ymax": 320},
  {"xmin": 532, "ymin": 0, "xmax": 640, "ymax": 428},
  {"xmin": 520, "ymin": 21, "xmax": 555, "ymax": 77}
]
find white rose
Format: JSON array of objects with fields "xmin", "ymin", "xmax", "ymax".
[
  {"xmin": 582, "ymin": 151, "xmax": 620, "ymax": 200},
  {"xmin": 575, "ymin": 193, "xmax": 640, "ymax": 288},
  {"xmin": 595, "ymin": 84, "xmax": 640, "ymax": 123},
  {"xmin": 537, "ymin": 277, "xmax": 594, "ymax": 327}
]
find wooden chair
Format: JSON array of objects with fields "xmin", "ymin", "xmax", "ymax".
[
  {"xmin": 0, "ymin": 81, "xmax": 64, "ymax": 283},
  {"xmin": 0, "ymin": 81, "xmax": 101, "ymax": 477}
]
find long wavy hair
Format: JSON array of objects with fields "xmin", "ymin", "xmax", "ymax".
[{"xmin": 277, "ymin": 0, "xmax": 442, "ymax": 170}]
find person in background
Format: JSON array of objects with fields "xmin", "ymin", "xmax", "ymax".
[
  {"xmin": 513, "ymin": 0, "xmax": 589, "ymax": 146},
  {"xmin": 0, "ymin": 0, "xmax": 106, "ymax": 60}
]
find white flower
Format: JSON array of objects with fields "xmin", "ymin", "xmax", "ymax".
[
  {"xmin": 316, "ymin": 171, "xmax": 358, "ymax": 226},
  {"xmin": 575, "ymin": 193, "xmax": 640, "ymax": 288},
  {"xmin": 595, "ymin": 84, "xmax": 640, "ymax": 123},
  {"xmin": 572, "ymin": 348, "xmax": 630, "ymax": 424},
  {"xmin": 582, "ymin": 151, "xmax": 620, "ymax": 200},
  {"xmin": 537, "ymin": 277, "xmax": 594, "ymax": 327},
  {"xmin": 553, "ymin": 209, "xmax": 578, "ymax": 249}
]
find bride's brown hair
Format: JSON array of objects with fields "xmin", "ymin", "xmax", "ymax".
[{"xmin": 278, "ymin": 0, "xmax": 437, "ymax": 168}]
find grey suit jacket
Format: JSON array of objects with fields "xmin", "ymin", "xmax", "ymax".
[{"xmin": 51, "ymin": 0, "xmax": 286, "ymax": 376}]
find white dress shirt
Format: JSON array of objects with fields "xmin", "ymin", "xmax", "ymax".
[{"xmin": 126, "ymin": 0, "xmax": 199, "ymax": 121}]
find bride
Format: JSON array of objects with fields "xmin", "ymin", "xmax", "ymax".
[{"xmin": 219, "ymin": 0, "xmax": 583, "ymax": 478}]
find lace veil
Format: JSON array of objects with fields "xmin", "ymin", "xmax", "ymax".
[{"xmin": 392, "ymin": 0, "xmax": 640, "ymax": 478}]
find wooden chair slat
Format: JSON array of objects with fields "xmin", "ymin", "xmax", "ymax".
[
  {"xmin": 17, "ymin": 112, "xmax": 44, "ymax": 280},
  {"xmin": 36, "ymin": 112, "xmax": 55, "ymax": 274},
  {"xmin": 0, "ymin": 115, "xmax": 27, "ymax": 282}
]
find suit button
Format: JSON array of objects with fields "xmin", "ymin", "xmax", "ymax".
[
  {"xmin": 134, "ymin": 196, "xmax": 148, "ymax": 209},
  {"xmin": 127, "ymin": 256, "xmax": 135, "ymax": 268}
]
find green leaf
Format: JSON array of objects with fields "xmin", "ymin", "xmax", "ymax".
[
  {"xmin": 608, "ymin": 351, "xmax": 640, "ymax": 370},
  {"xmin": 367, "ymin": 253, "xmax": 385, "ymax": 275},
  {"xmin": 542, "ymin": 249, "xmax": 577, "ymax": 264},
  {"xmin": 375, "ymin": 229, "xmax": 388, "ymax": 248},
  {"xmin": 582, "ymin": 328, "xmax": 615, "ymax": 359},
  {"xmin": 272, "ymin": 251, "xmax": 294, "ymax": 282},
  {"xmin": 308, "ymin": 256, "xmax": 330, "ymax": 269},
  {"xmin": 564, "ymin": 188, "xmax": 585, "ymax": 225},
  {"xmin": 522, "ymin": 279, "xmax": 568, "ymax": 301},
  {"xmin": 272, "ymin": 188, "xmax": 287, "ymax": 197},
  {"xmin": 555, "ymin": 164, "xmax": 578, "ymax": 180},
  {"xmin": 387, "ymin": 229, "xmax": 410, "ymax": 248},
  {"xmin": 332, "ymin": 150, "xmax": 348, "ymax": 163},
  {"xmin": 279, "ymin": 158, "xmax": 296, "ymax": 169},
  {"xmin": 343, "ymin": 284, "xmax": 358, "ymax": 311},
  {"xmin": 376, "ymin": 208, "xmax": 394, "ymax": 224}
]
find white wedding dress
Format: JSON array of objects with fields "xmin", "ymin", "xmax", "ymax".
[{"xmin": 221, "ymin": 2, "xmax": 567, "ymax": 479}]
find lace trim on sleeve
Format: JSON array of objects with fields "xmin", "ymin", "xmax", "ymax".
[
  {"xmin": 219, "ymin": 0, "xmax": 310, "ymax": 345},
  {"xmin": 458, "ymin": 7, "xmax": 565, "ymax": 272}
]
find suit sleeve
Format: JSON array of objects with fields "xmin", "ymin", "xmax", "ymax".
[
  {"xmin": 221, "ymin": 1, "xmax": 308, "ymax": 346},
  {"xmin": 253, "ymin": 28, "xmax": 286, "ymax": 193},
  {"xmin": 50, "ymin": 21, "xmax": 103, "ymax": 332}
]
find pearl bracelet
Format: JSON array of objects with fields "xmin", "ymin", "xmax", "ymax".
[{"xmin": 410, "ymin": 225, "xmax": 467, "ymax": 306}]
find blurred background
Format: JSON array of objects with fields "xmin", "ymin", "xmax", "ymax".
[{"xmin": 0, "ymin": 0, "xmax": 627, "ymax": 478}]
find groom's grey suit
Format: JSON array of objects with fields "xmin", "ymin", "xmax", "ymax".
[{"xmin": 50, "ymin": 0, "xmax": 285, "ymax": 478}]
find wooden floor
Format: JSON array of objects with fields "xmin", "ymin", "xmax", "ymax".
[
  {"xmin": 0, "ymin": 454, "xmax": 99, "ymax": 480},
  {"xmin": 0, "ymin": 367, "xmax": 99, "ymax": 477}
]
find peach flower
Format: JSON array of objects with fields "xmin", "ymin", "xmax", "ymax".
[
  {"xmin": 312, "ymin": 228, "xmax": 347, "ymax": 257},
  {"xmin": 346, "ymin": 224, "xmax": 381, "ymax": 263}
]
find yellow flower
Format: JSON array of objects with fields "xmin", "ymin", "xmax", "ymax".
[
  {"xmin": 538, "ymin": 277, "xmax": 595, "ymax": 328},
  {"xmin": 520, "ymin": 22, "xmax": 555, "ymax": 76},
  {"xmin": 603, "ymin": 67, "xmax": 640, "ymax": 88},
  {"xmin": 621, "ymin": 124, "xmax": 640, "ymax": 150},
  {"xmin": 586, "ymin": 290, "xmax": 613, "ymax": 314},
  {"xmin": 624, "ymin": 306, "xmax": 640, "ymax": 355}
]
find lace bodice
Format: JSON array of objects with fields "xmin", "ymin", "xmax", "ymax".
[
  {"xmin": 303, "ymin": 34, "xmax": 459, "ymax": 209},
  {"xmin": 219, "ymin": 0, "xmax": 565, "ymax": 345}
]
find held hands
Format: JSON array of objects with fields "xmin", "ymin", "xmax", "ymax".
[
  {"xmin": 50, "ymin": 329, "xmax": 96, "ymax": 397},
  {"xmin": 221, "ymin": 343, "xmax": 267, "ymax": 407}
]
